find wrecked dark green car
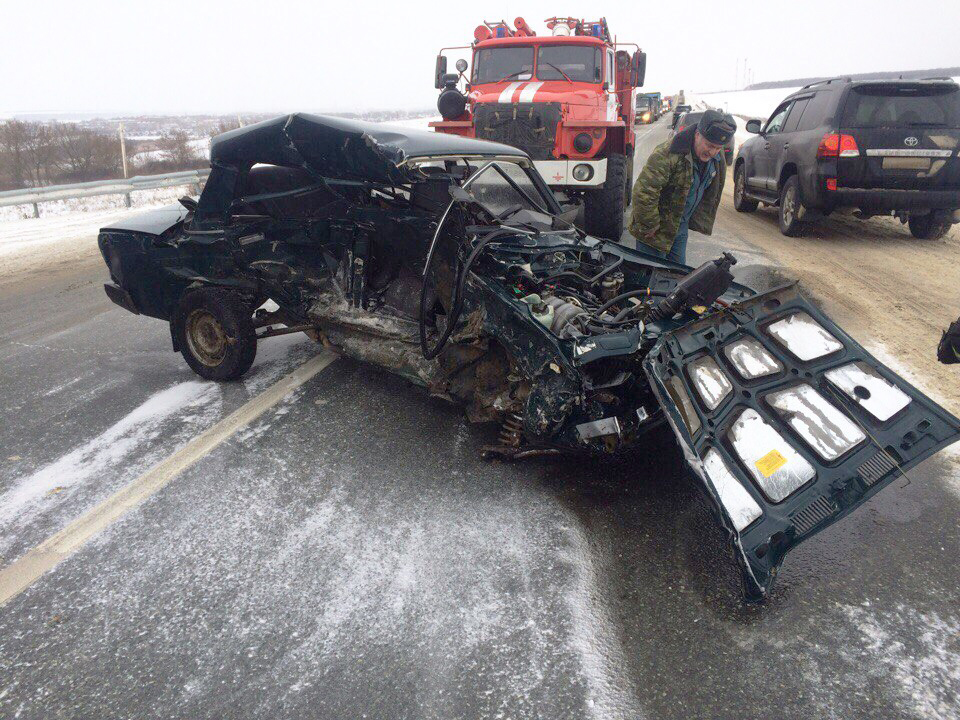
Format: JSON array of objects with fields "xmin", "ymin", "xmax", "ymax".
[{"xmin": 98, "ymin": 114, "xmax": 960, "ymax": 600}]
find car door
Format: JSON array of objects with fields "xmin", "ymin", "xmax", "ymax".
[
  {"xmin": 643, "ymin": 283, "xmax": 960, "ymax": 600},
  {"xmin": 753, "ymin": 101, "xmax": 793, "ymax": 192},
  {"xmin": 774, "ymin": 95, "xmax": 811, "ymax": 182}
]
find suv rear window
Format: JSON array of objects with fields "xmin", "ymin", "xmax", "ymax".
[{"xmin": 842, "ymin": 84, "xmax": 960, "ymax": 128}]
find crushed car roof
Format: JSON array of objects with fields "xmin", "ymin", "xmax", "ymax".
[{"xmin": 209, "ymin": 113, "xmax": 528, "ymax": 184}]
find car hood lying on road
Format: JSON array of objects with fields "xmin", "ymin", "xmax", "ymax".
[
  {"xmin": 97, "ymin": 113, "xmax": 960, "ymax": 601},
  {"xmin": 645, "ymin": 283, "xmax": 960, "ymax": 599}
]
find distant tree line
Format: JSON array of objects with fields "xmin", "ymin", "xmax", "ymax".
[{"xmin": 0, "ymin": 120, "xmax": 207, "ymax": 190}]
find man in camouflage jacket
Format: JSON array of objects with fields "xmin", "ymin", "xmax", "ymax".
[{"xmin": 629, "ymin": 110, "xmax": 736, "ymax": 264}]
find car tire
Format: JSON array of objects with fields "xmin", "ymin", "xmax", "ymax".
[
  {"xmin": 172, "ymin": 288, "xmax": 257, "ymax": 381},
  {"xmin": 624, "ymin": 154, "xmax": 634, "ymax": 207},
  {"xmin": 778, "ymin": 175, "xmax": 806, "ymax": 237},
  {"xmin": 583, "ymin": 153, "xmax": 626, "ymax": 241},
  {"xmin": 908, "ymin": 211, "xmax": 952, "ymax": 240},
  {"xmin": 733, "ymin": 164, "xmax": 759, "ymax": 213}
]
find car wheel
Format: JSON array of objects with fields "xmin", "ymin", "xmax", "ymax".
[
  {"xmin": 908, "ymin": 211, "xmax": 952, "ymax": 240},
  {"xmin": 733, "ymin": 164, "xmax": 759, "ymax": 213},
  {"xmin": 173, "ymin": 288, "xmax": 257, "ymax": 381},
  {"xmin": 583, "ymin": 153, "xmax": 626, "ymax": 241},
  {"xmin": 624, "ymin": 155, "xmax": 634, "ymax": 207},
  {"xmin": 778, "ymin": 176, "xmax": 806, "ymax": 237}
]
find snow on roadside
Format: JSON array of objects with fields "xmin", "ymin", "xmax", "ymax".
[
  {"xmin": 690, "ymin": 87, "xmax": 801, "ymax": 122},
  {"xmin": 0, "ymin": 184, "xmax": 197, "ymax": 223}
]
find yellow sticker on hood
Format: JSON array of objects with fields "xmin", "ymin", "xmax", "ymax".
[{"xmin": 756, "ymin": 449, "xmax": 788, "ymax": 478}]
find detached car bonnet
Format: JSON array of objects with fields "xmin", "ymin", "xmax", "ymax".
[{"xmin": 645, "ymin": 283, "xmax": 960, "ymax": 600}]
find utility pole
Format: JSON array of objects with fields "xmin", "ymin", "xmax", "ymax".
[
  {"xmin": 118, "ymin": 122, "xmax": 129, "ymax": 179},
  {"xmin": 735, "ymin": 57, "xmax": 740, "ymax": 90}
]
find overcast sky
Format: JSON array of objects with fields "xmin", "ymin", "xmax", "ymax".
[{"xmin": 3, "ymin": 0, "xmax": 958, "ymax": 116}]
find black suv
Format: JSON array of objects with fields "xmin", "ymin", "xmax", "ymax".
[{"xmin": 733, "ymin": 77, "xmax": 960, "ymax": 238}]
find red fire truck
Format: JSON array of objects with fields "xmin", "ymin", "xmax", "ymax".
[{"xmin": 431, "ymin": 17, "xmax": 647, "ymax": 240}]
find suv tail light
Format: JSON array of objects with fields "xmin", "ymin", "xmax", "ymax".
[{"xmin": 818, "ymin": 133, "xmax": 860, "ymax": 158}]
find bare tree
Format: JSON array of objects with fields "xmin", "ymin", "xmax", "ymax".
[
  {"xmin": 22, "ymin": 124, "xmax": 58, "ymax": 186},
  {"xmin": 209, "ymin": 119, "xmax": 241, "ymax": 139},
  {"xmin": 157, "ymin": 129, "xmax": 199, "ymax": 166},
  {"xmin": 55, "ymin": 124, "xmax": 121, "ymax": 182},
  {"xmin": 0, "ymin": 120, "xmax": 31, "ymax": 188}
]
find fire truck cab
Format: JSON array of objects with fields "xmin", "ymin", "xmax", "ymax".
[{"xmin": 431, "ymin": 17, "xmax": 647, "ymax": 241}]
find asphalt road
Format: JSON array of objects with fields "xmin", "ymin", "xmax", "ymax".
[{"xmin": 1, "ymin": 117, "xmax": 959, "ymax": 720}]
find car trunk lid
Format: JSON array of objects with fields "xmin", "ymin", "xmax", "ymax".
[
  {"xmin": 837, "ymin": 82, "xmax": 960, "ymax": 191},
  {"xmin": 643, "ymin": 283, "xmax": 960, "ymax": 600}
]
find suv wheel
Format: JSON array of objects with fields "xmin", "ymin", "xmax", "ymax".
[
  {"xmin": 908, "ymin": 211, "xmax": 952, "ymax": 240},
  {"xmin": 733, "ymin": 164, "xmax": 758, "ymax": 213},
  {"xmin": 778, "ymin": 176, "xmax": 806, "ymax": 237},
  {"xmin": 172, "ymin": 288, "xmax": 257, "ymax": 381}
]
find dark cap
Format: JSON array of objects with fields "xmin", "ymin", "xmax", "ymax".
[{"xmin": 698, "ymin": 109, "xmax": 737, "ymax": 145}]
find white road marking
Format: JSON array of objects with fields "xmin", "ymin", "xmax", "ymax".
[
  {"xmin": 634, "ymin": 125, "xmax": 659, "ymax": 143},
  {"xmin": 498, "ymin": 82, "xmax": 524, "ymax": 103},
  {"xmin": 0, "ymin": 350, "xmax": 338, "ymax": 607},
  {"xmin": 518, "ymin": 81, "xmax": 543, "ymax": 103}
]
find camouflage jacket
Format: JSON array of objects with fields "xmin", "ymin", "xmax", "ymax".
[{"xmin": 628, "ymin": 125, "xmax": 725, "ymax": 253}]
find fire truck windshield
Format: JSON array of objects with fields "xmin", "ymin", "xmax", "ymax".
[
  {"xmin": 537, "ymin": 45, "xmax": 601, "ymax": 83},
  {"xmin": 473, "ymin": 47, "xmax": 534, "ymax": 84}
]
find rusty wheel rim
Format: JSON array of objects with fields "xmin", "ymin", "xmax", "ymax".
[{"xmin": 185, "ymin": 309, "xmax": 227, "ymax": 366}]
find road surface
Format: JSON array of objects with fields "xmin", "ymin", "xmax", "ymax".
[{"xmin": 1, "ymin": 117, "xmax": 959, "ymax": 720}]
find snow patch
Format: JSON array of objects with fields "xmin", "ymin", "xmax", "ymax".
[
  {"xmin": 0, "ymin": 184, "xmax": 197, "ymax": 224},
  {"xmin": 0, "ymin": 380, "xmax": 221, "ymax": 546},
  {"xmin": 842, "ymin": 603, "xmax": 960, "ymax": 720},
  {"xmin": 557, "ymin": 518, "xmax": 644, "ymax": 720}
]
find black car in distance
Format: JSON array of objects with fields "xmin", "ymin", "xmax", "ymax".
[{"xmin": 733, "ymin": 77, "xmax": 960, "ymax": 237}]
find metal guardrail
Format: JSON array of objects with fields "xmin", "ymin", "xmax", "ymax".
[{"xmin": 0, "ymin": 169, "xmax": 210, "ymax": 217}]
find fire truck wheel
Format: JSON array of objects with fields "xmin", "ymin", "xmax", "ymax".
[
  {"xmin": 583, "ymin": 153, "xmax": 626, "ymax": 241},
  {"xmin": 624, "ymin": 155, "xmax": 634, "ymax": 207}
]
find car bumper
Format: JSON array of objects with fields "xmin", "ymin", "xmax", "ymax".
[
  {"xmin": 534, "ymin": 159, "xmax": 608, "ymax": 188},
  {"xmin": 828, "ymin": 188, "xmax": 960, "ymax": 211},
  {"xmin": 103, "ymin": 282, "xmax": 140, "ymax": 315}
]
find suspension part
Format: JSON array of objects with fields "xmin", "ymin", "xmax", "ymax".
[{"xmin": 498, "ymin": 411, "xmax": 524, "ymax": 447}]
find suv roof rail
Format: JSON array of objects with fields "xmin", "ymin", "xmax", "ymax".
[
  {"xmin": 922, "ymin": 76, "xmax": 956, "ymax": 81},
  {"xmin": 800, "ymin": 76, "xmax": 853, "ymax": 90}
]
